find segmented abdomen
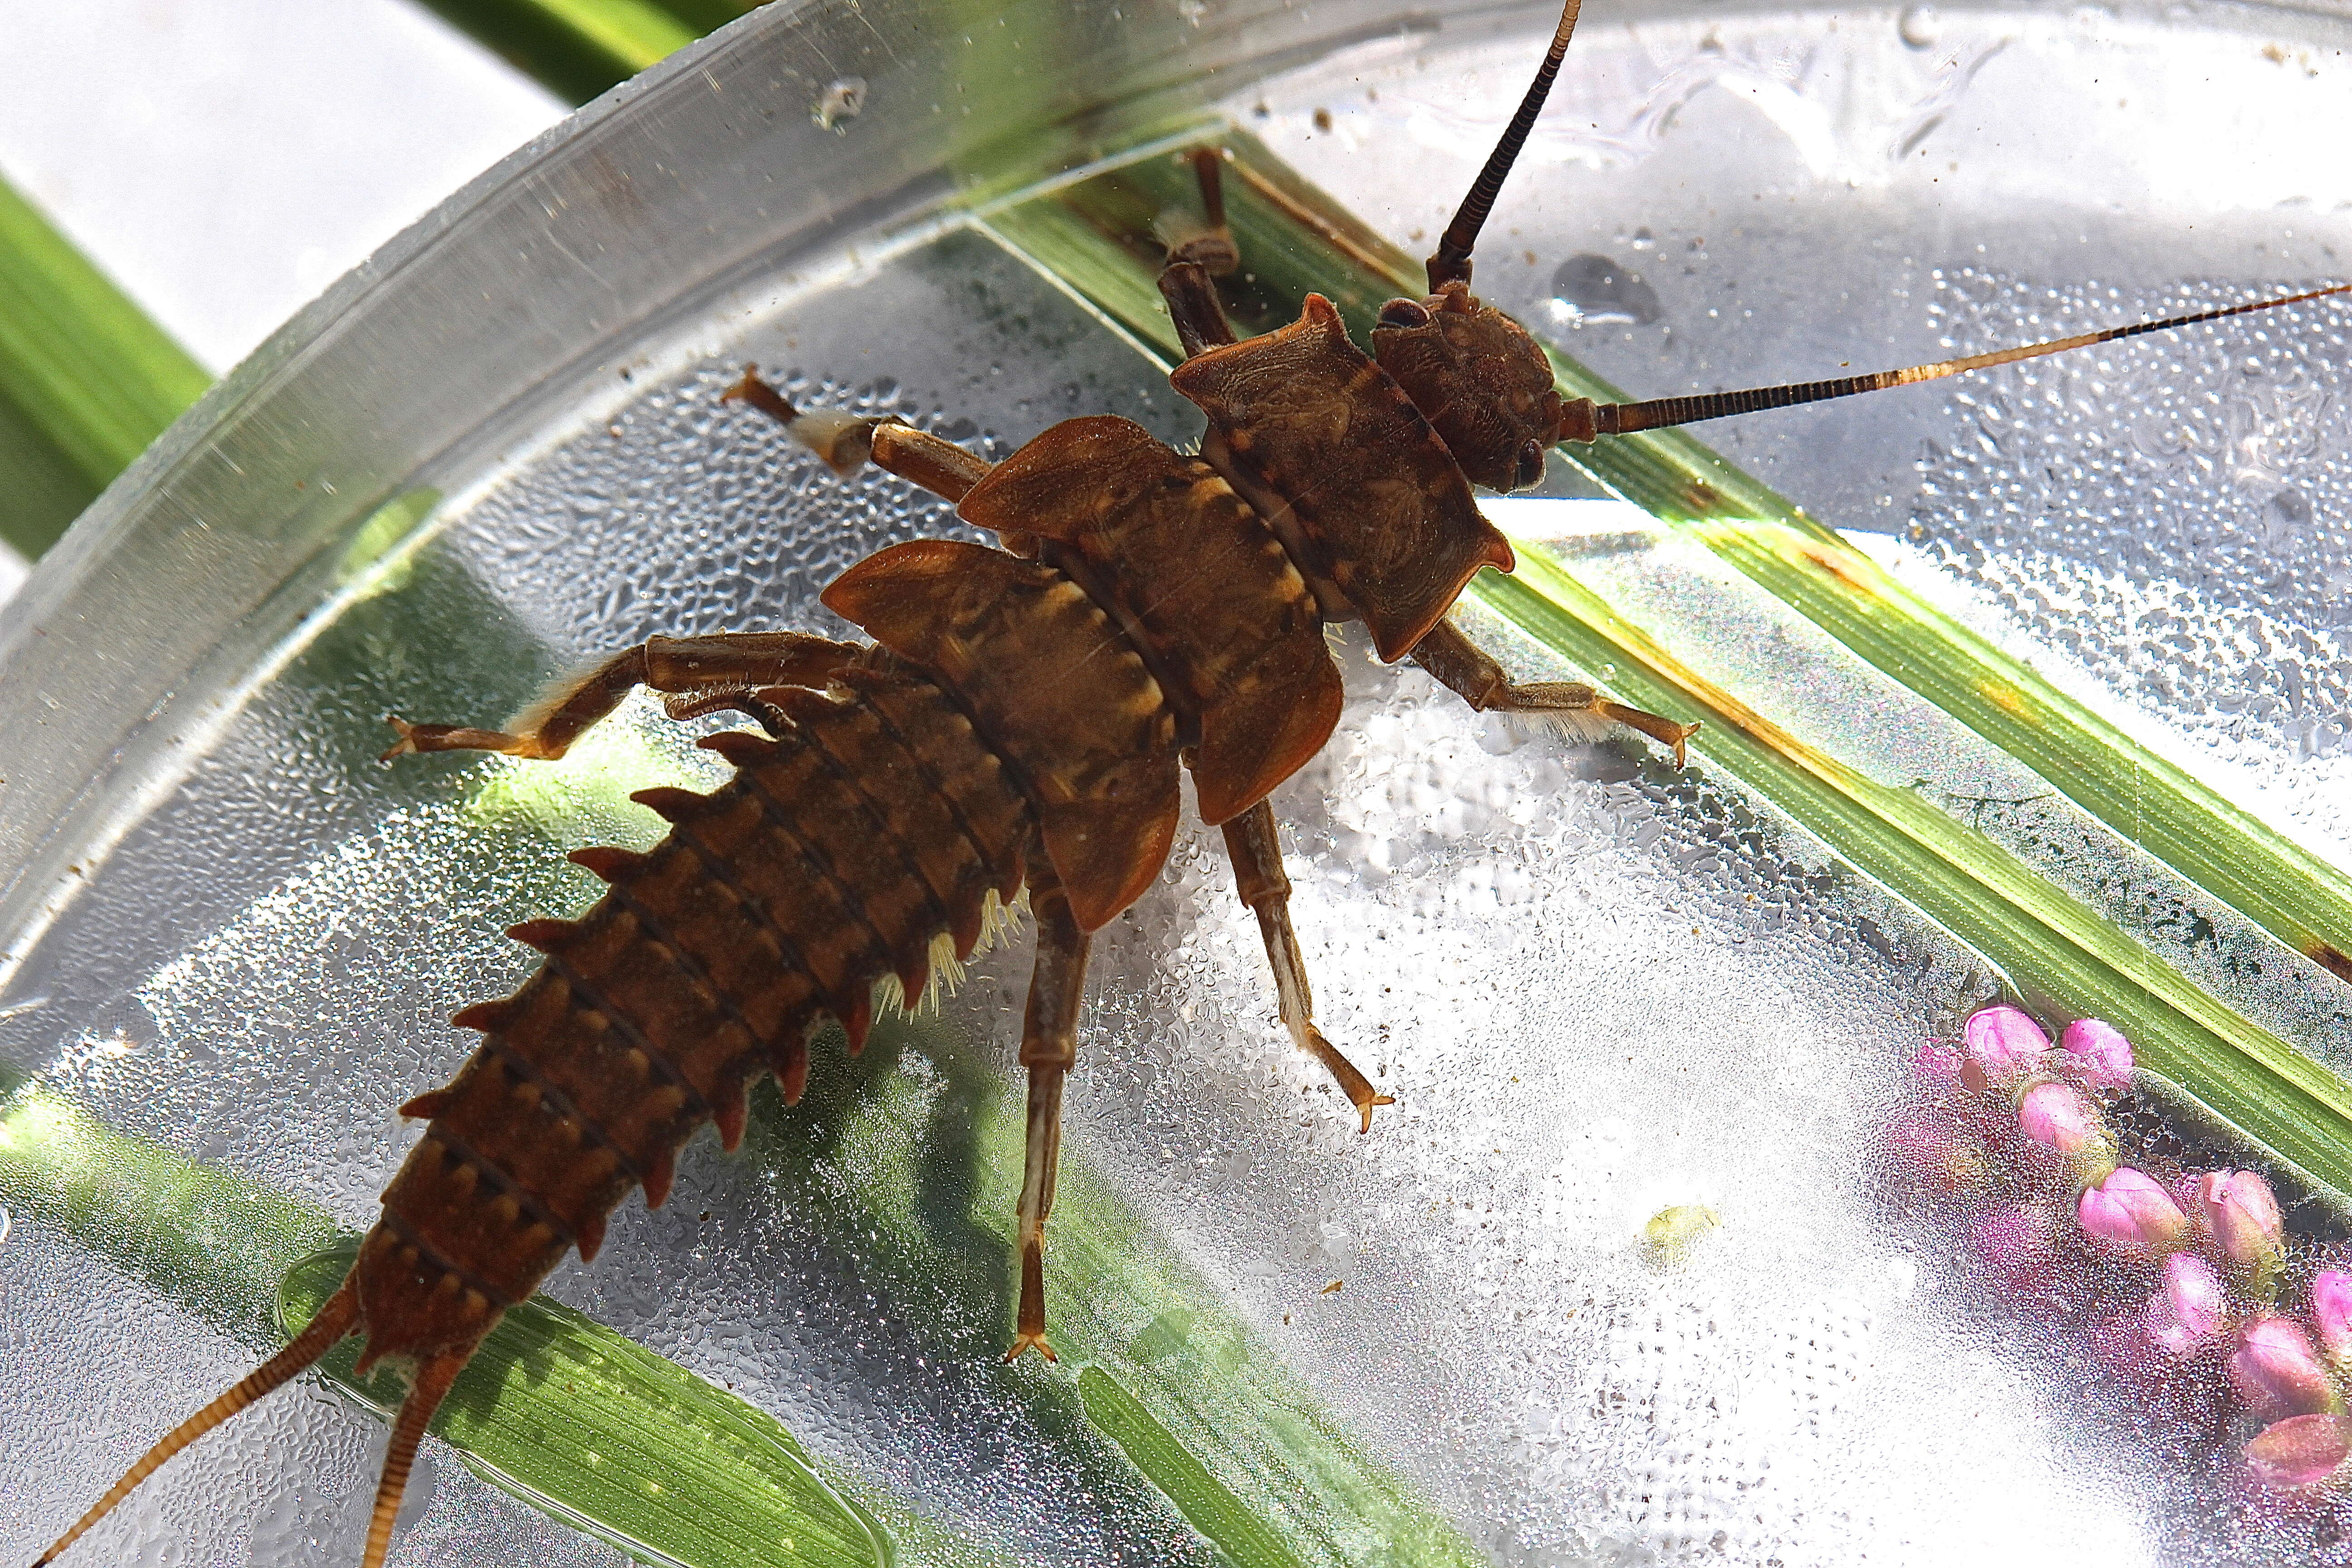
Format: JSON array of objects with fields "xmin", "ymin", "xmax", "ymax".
[{"xmin": 347, "ymin": 662, "xmax": 1034, "ymax": 1370}]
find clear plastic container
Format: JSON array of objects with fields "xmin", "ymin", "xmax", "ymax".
[{"xmin": 4, "ymin": 1, "xmax": 2350, "ymax": 1563}]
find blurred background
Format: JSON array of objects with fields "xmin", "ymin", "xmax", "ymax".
[{"xmin": 0, "ymin": 0, "xmax": 774, "ymax": 606}]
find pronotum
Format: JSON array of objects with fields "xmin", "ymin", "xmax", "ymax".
[{"xmin": 23, "ymin": 1, "xmax": 2350, "ymax": 1563}]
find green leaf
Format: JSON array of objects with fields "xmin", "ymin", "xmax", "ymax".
[
  {"xmin": 0, "ymin": 1082, "xmax": 889, "ymax": 1568},
  {"xmin": 1078, "ymin": 1367, "xmax": 1306, "ymax": 1568},
  {"xmin": 413, "ymin": 0, "xmax": 706, "ymax": 104},
  {"xmin": 1556, "ymin": 426, "xmax": 2352, "ymax": 1001},
  {"xmin": 280, "ymin": 1245, "xmax": 890, "ymax": 1568},
  {"xmin": 0, "ymin": 1081, "xmax": 340, "ymax": 1335},
  {"xmin": 0, "ymin": 173, "xmax": 210, "ymax": 557}
]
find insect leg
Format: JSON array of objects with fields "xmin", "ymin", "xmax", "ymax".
[
  {"xmin": 1222, "ymin": 799, "xmax": 1394, "ymax": 1133},
  {"xmin": 725, "ymin": 369, "xmax": 994, "ymax": 502},
  {"xmin": 381, "ymin": 631, "xmax": 861, "ymax": 761},
  {"xmin": 1006, "ymin": 871, "xmax": 1090, "ymax": 1362},
  {"xmin": 1161, "ymin": 259, "xmax": 1238, "ymax": 360},
  {"xmin": 1156, "ymin": 147, "xmax": 1241, "ymax": 358},
  {"xmin": 1412, "ymin": 616, "xmax": 1700, "ymax": 768},
  {"xmin": 1156, "ymin": 146, "xmax": 1239, "ymax": 276}
]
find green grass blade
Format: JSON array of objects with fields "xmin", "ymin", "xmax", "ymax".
[
  {"xmin": 0, "ymin": 1081, "xmax": 889, "ymax": 1568},
  {"xmin": 415, "ymin": 0, "xmax": 706, "ymax": 103},
  {"xmin": 0, "ymin": 1078, "xmax": 340, "ymax": 1332},
  {"xmin": 280, "ymin": 1245, "xmax": 889, "ymax": 1568},
  {"xmin": 0, "ymin": 173, "xmax": 211, "ymax": 557},
  {"xmin": 1077, "ymin": 1367, "xmax": 1306, "ymax": 1568},
  {"xmin": 1682, "ymin": 510, "xmax": 2352, "ymax": 985},
  {"xmin": 1478, "ymin": 546, "xmax": 2352, "ymax": 1202}
]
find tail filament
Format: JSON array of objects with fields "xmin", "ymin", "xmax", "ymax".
[
  {"xmin": 35, "ymin": 1285, "xmax": 361, "ymax": 1566},
  {"xmin": 360, "ymin": 1353, "xmax": 468, "ymax": 1568}
]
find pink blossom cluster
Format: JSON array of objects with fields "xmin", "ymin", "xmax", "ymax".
[{"xmin": 1896, "ymin": 1005, "xmax": 2344, "ymax": 1489}]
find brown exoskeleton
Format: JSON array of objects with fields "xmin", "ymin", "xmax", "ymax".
[{"xmin": 35, "ymin": 3, "xmax": 2349, "ymax": 1564}]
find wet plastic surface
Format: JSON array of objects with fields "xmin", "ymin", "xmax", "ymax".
[{"xmin": 4, "ymin": 2, "xmax": 2350, "ymax": 1564}]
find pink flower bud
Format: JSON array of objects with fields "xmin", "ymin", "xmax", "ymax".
[
  {"xmin": 2056, "ymin": 1017, "xmax": 2133, "ymax": 1092},
  {"xmin": 2018, "ymin": 1081, "xmax": 2097, "ymax": 1151},
  {"xmin": 2195, "ymin": 1169, "xmax": 2285, "ymax": 1282},
  {"xmin": 2314, "ymin": 1270, "xmax": 2352, "ymax": 1368},
  {"xmin": 2016, "ymin": 1080, "xmax": 2115, "ymax": 1183},
  {"xmin": 2091, "ymin": 1305, "xmax": 2232, "ymax": 1429},
  {"xmin": 2230, "ymin": 1315, "xmax": 2343, "ymax": 1425},
  {"xmin": 1911, "ymin": 1039, "xmax": 1962, "ymax": 1084},
  {"xmin": 1970, "ymin": 1202, "xmax": 2060, "ymax": 1294},
  {"xmin": 1880, "ymin": 1108, "xmax": 1987, "ymax": 1195},
  {"xmin": 2144, "ymin": 1252, "xmax": 2227, "ymax": 1356},
  {"xmin": 2245, "ymin": 1413, "xmax": 2352, "ymax": 1489},
  {"xmin": 1960, "ymin": 1005, "xmax": 2049, "ymax": 1092},
  {"xmin": 2078, "ymin": 1167, "xmax": 2190, "ymax": 1258}
]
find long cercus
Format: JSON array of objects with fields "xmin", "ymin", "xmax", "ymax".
[{"xmin": 34, "ymin": 1, "xmax": 2352, "ymax": 1565}]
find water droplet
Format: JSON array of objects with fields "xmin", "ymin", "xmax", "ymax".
[
  {"xmin": 1547, "ymin": 253, "xmax": 1663, "ymax": 328},
  {"xmin": 391, "ymin": 1451, "xmax": 437, "ymax": 1534},
  {"xmin": 1899, "ymin": 6, "xmax": 1941, "ymax": 49},
  {"xmin": 813, "ymin": 77, "xmax": 867, "ymax": 132}
]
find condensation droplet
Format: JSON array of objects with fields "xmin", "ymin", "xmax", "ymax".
[
  {"xmin": 1899, "ymin": 6, "xmax": 1942, "ymax": 49},
  {"xmin": 2271, "ymin": 486, "xmax": 2313, "ymax": 522},
  {"xmin": 1547, "ymin": 253, "xmax": 1663, "ymax": 328},
  {"xmin": 391, "ymin": 1450, "xmax": 437, "ymax": 1535}
]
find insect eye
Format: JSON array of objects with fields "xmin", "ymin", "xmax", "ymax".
[
  {"xmin": 1377, "ymin": 297, "xmax": 1433, "ymax": 330},
  {"xmin": 1513, "ymin": 437, "xmax": 1549, "ymax": 490}
]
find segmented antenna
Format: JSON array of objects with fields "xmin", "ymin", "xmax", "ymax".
[
  {"xmin": 1561, "ymin": 281, "xmax": 2352, "ymax": 440},
  {"xmin": 1426, "ymin": 0, "xmax": 1584, "ymax": 292}
]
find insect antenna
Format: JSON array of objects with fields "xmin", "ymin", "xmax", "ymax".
[
  {"xmin": 1426, "ymin": 0, "xmax": 1585, "ymax": 290},
  {"xmin": 1558, "ymin": 281, "xmax": 2352, "ymax": 440},
  {"xmin": 34, "ymin": 1284, "xmax": 362, "ymax": 1566}
]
